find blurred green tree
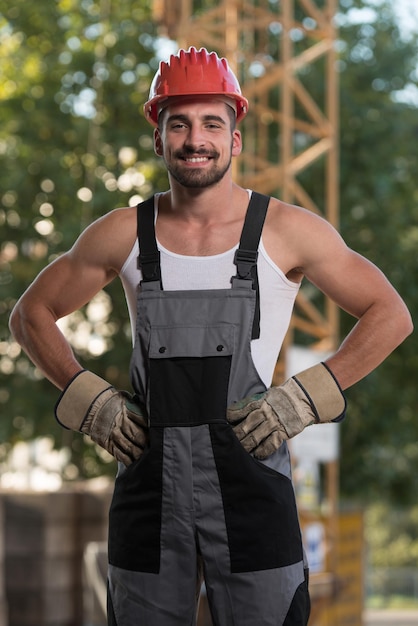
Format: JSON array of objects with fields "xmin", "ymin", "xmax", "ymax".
[
  {"xmin": 0, "ymin": 0, "xmax": 169, "ymax": 476},
  {"xmin": 336, "ymin": 1, "xmax": 418, "ymax": 506}
]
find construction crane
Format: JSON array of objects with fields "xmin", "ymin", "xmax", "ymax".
[{"xmin": 151, "ymin": 2, "xmax": 342, "ymax": 623}]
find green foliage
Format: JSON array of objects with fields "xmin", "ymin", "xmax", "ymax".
[
  {"xmin": 365, "ymin": 503, "xmax": 418, "ymax": 568},
  {"xmin": 335, "ymin": 2, "xmax": 418, "ymax": 506},
  {"xmin": 0, "ymin": 0, "xmax": 167, "ymax": 477}
]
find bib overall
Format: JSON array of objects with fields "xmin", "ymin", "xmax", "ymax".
[{"xmin": 107, "ymin": 193, "xmax": 310, "ymax": 626}]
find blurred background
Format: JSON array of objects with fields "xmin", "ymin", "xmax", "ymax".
[{"xmin": 0, "ymin": 0, "xmax": 417, "ymax": 624}]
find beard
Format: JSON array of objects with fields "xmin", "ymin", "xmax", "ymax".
[{"xmin": 165, "ymin": 148, "xmax": 232, "ymax": 188}]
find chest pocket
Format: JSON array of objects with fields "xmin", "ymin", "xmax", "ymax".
[{"xmin": 148, "ymin": 324, "xmax": 235, "ymax": 427}]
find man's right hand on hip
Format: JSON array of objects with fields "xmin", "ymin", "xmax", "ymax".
[{"xmin": 55, "ymin": 370, "xmax": 149, "ymax": 466}]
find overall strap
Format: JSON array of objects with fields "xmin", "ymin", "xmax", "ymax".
[
  {"xmin": 232, "ymin": 191, "xmax": 270, "ymax": 340},
  {"xmin": 136, "ymin": 196, "xmax": 162, "ymax": 289}
]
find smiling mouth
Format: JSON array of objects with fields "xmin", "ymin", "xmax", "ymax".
[
  {"xmin": 175, "ymin": 149, "xmax": 217, "ymax": 163},
  {"xmin": 183, "ymin": 156, "xmax": 211, "ymax": 163}
]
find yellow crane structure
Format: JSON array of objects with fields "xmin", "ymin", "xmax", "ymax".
[{"xmin": 152, "ymin": 2, "xmax": 342, "ymax": 622}]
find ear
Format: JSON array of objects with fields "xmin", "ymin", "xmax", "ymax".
[
  {"xmin": 154, "ymin": 128, "xmax": 163, "ymax": 157},
  {"xmin": 232, "ymin": 129, "xmax": 242, "ymax": 157}
]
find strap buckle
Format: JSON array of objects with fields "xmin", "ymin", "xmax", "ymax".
[
  {"xmin": 138, "ymin": 251, "xmax": 162, "ymax": 283},
  {"xmin": 233, "ymin": 248, "xmax": 258, "ymax": 282}
]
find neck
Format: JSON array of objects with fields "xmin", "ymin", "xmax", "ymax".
[
  {"xmin": 155, "ymin": 183, "xmax": 250, "ymax": 256},
  {"xmin": 162, "ymin": 178, "xmax": 246, "ymax": 224}
]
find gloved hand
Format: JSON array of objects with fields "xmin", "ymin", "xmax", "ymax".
[
  {"xmin": 227, "ymin": 362, "xmax": 346, "ymax": 459},
  {"xmin": 55, "ymin": 370, "xmax": 149, "ymax": 466}
]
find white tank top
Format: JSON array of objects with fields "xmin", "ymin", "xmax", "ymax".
[{"xmin": 120, "ymin": 193, "xmax": 300, "ymax": 388}]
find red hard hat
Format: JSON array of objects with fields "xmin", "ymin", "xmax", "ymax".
[{"xmin": 144, "ymin": 47, "xmax": 249, "ymax": 127}]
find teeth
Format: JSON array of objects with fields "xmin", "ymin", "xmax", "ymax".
[{"xmin": 185, "ymin": 157, "xmax": 209, "ymax": 162}]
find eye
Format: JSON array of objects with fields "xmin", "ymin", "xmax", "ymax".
[{"xmin": 167, "ymin": 120, "xmax": 188, "ymax": 131}]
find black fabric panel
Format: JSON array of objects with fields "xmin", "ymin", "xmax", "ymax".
[
  {"xmin": 210, "ymin": 423, "xmax": 304, "ymax": 573},
  {"xmin": 283, "ymin": 569, "xmax": 311, "ymax": 626},
  {"xmin": 108, "ymin": 429, "xmax": 164, "ymax": 573},
  {"xmin": 149, "ymin": 355, "xmax": 232, "ymax": 426}
]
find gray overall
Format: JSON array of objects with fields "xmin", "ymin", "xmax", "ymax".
[{"xmin": 107, "ymin": 193, "xmax": 310, "ymax": 626}]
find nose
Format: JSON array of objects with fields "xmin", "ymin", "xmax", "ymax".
[{"xmin": 184, "ymin": 125, "xmax": 206, "ymax": 151}]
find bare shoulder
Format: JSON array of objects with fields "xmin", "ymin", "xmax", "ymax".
[
  {"xmin": 263, "ymin": 197, "xmax": 345, "ymax": 280},
  {"xmin": 69, "ymin": 205, "xmax": 138, "ymax": 274},
  {"xmin": 263, "ymin": 197, "xmax": 409, "ymax": 322},
  {"xmin": 13, "ymin": 206, "xmax": 138, "ymax": 320},
  {"xmin": 265, "ymin": 197, "xmax": 339, "ymax": 237}
]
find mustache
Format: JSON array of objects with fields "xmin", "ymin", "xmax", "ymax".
[{"xmin": 174, "ymin": 147, "xmax": 219, "ymax": 159}]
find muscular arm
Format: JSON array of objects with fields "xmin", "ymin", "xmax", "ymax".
[
  {"xmin": 294, "ymin": 211, "xmax": 413, "ymax": 389},
  {"xmin": 227, "ymin": 205, "xmax": 413, "ymax": 458},
  {"xmin": 9, "ymin": 209, "xmax": 134, "ymax": 390}
]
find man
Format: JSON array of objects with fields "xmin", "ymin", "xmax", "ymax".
[{"xmin": 9, "ymin": 47, "xmax": 412, "ymax": 625}]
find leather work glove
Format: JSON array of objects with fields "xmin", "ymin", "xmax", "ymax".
[
  {"xmin": 227, "ymin": 362, "xmax": 346, "ymax": 460},
  {"xmin": 55, "ymin": 370, "xmax": 149, "ymax": 466}
]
